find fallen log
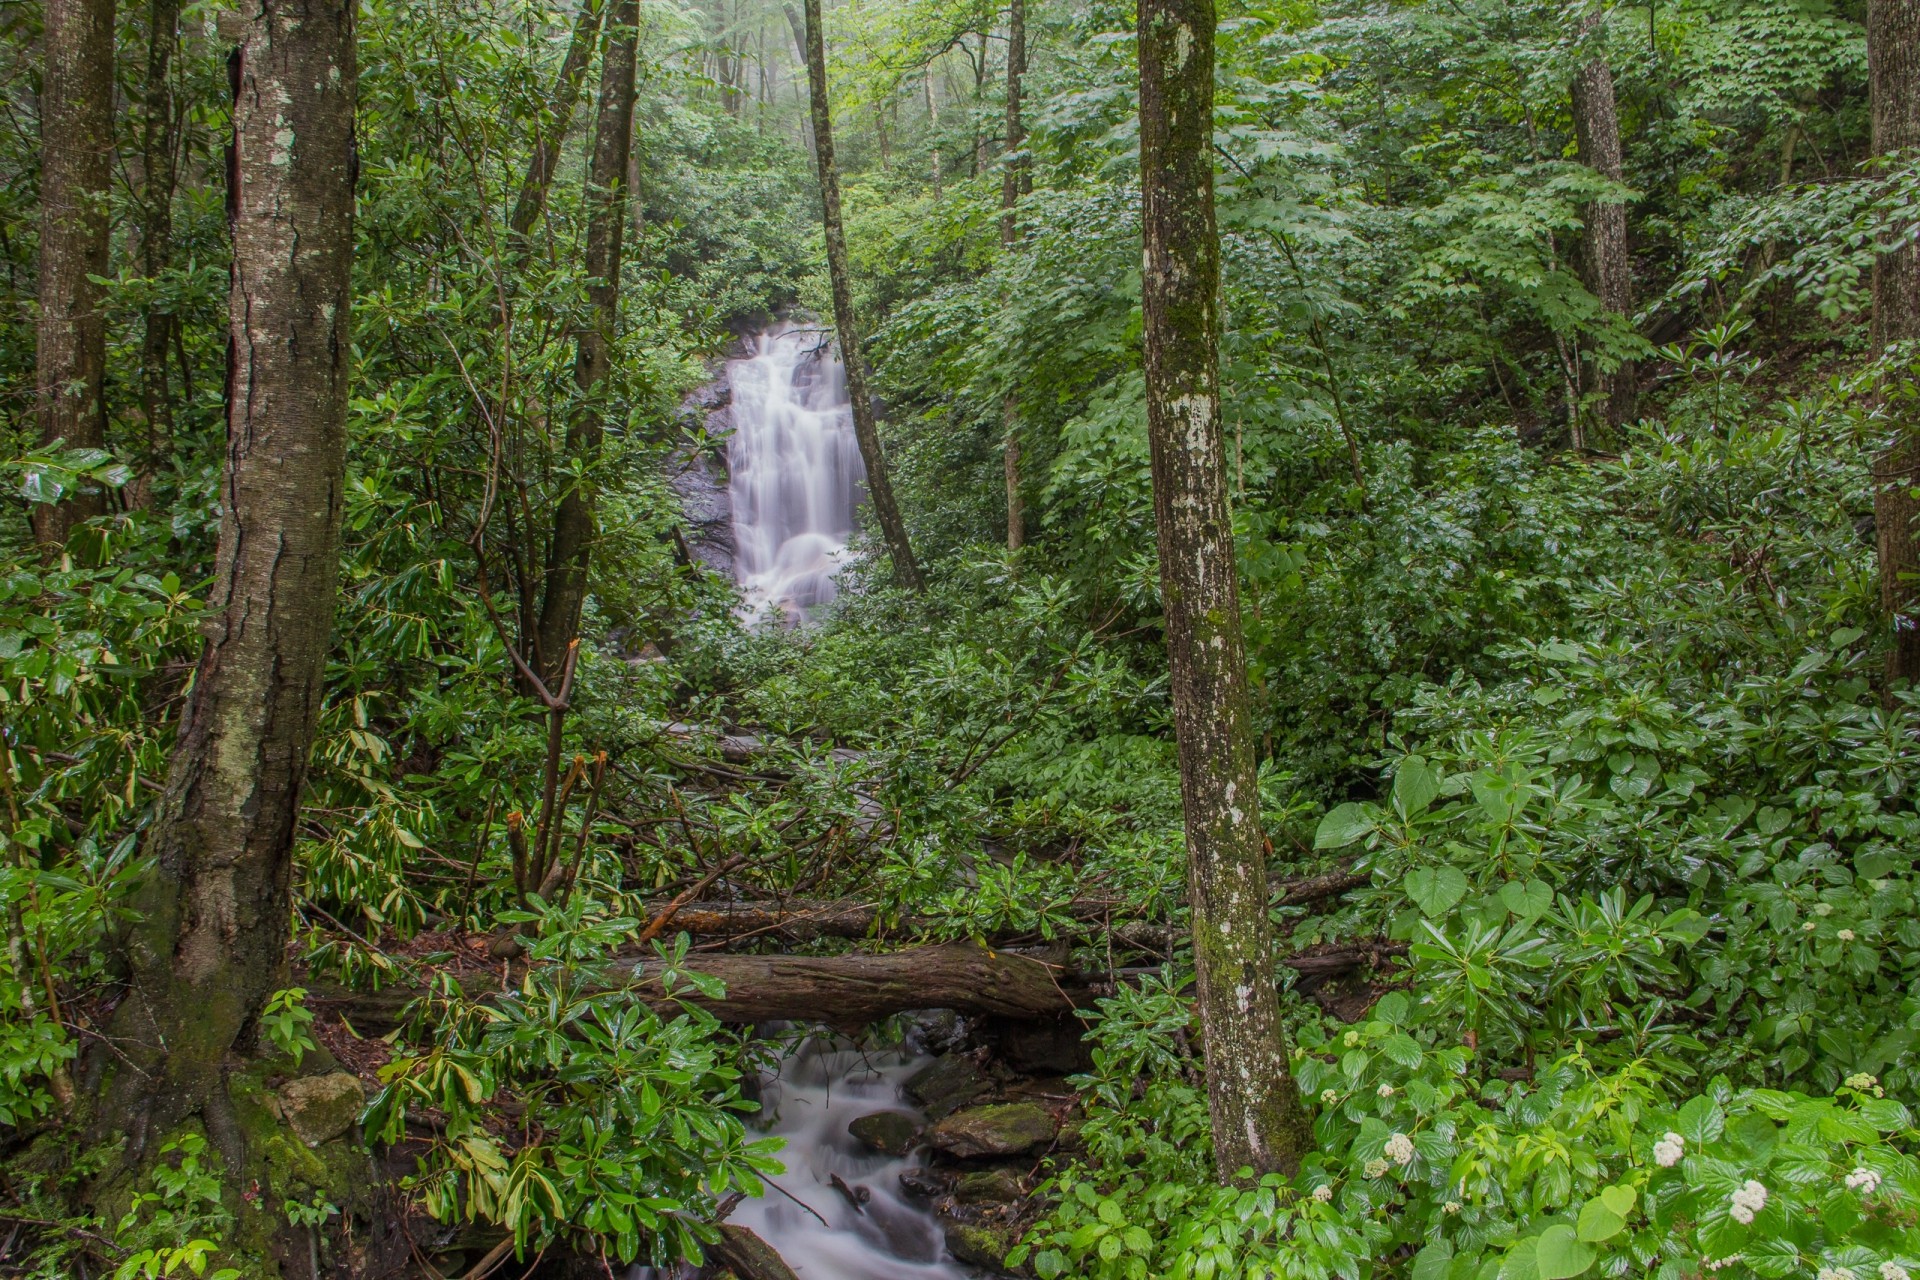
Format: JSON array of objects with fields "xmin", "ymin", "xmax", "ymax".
[
  {"xmin": 636, "ymin": 869, "xmax": 1371, "ymax": 944},
  {"xmin": 310, "ymin": 938, "xmax": 1403, "ymax": 1034}
]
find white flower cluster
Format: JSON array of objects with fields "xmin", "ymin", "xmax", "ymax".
[
  {"xmin": 1815, "ymin": 903, "xmax": 1834, "ymax": 916},
  {"xmin": 1817, "ymin": 1269, "xmax": 1854, "ymax": 1280},
  {"xmin": 1378, "ymin": 1083, "xmax": 1396, "ymax": 1098},
  {"xmin": 1804, "ymin": 922, "xmax": 1818, "ymax": 933},
  {"xmin": 1846, "ymin": 1168, "xmax": 1883, "ymax": 1195},
  {"xmin": 1839, "ymin": 929, "xmax": 1857, "ymax": 941},
  {"xmin": 1364, "ymin": 1158, "xmax": 1390, "ymax": 1179},
  {"xmin": 1845, "ymin": 1073, "xmax": 1885, "ymax": 1098},
  {"xmin": 1729, "ymin": 1179, "xmax": 1769, "ymax": 1225},
  {"xmin": 1384, "ymin": 1132, "xmax": 1416, "ymax": 1167},
  {"xmin": 1653, "ymin": 1131, "xmax": 1686, "ymax": 1167},
  {"xmin": 1883, "ymin": 1264, "xmax": 1911, "ymax": 1280},
  {"xmin": 1311, "ymin": 1184, "xmax": 1334, "ymax": 1203},
  {"xmin": 1442, "ymin": 1201, "xmax": 1462, "ymax": 1215},
  {"xmin": 1701, "ymin": 1255, "xmax": 1743, "ymax": 1272},
  {"xmin": 1320, "ymin": 1088, "xmax": 1340, "ymax": 1105}
]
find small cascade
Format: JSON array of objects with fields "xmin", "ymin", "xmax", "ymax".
[
  {"xmin": 726, "ymin": 324, "xmax": 866, "ymax": 624},
  {"xmin": 726, "ymin": 1040, "xmax": 973, "ymax": 1280}
]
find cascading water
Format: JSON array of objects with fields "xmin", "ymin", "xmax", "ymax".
[
  {"xmin": 726, "ymin": 1041, "xmax": 975, "ymax": 1280},
  {"xmin": 727, "ymin": 324, "xmax": 866, "ymax": 624}
]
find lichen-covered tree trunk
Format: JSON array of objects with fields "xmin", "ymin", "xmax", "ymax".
[
  {"xmin": 106, "ymin": 0, "xmax": 355, "ymax": 1171},
  {"xmin": 1000, "ymin": 0, "xmax": 1026, "ymax": 553},
  {"xmin": 1571, "ymin": 11, "xmax": 1634, "ymax": 434},
  {"xmin": 508, "ymin": 0, "xmax": 605, "ymax": 241},
  {"xmin": 535, "ymin": 0, "xmax": 639, "ymax": 684},
  {"xmin": 32, "ymin": 0, "xmax": 116, "ymax": 551},
  {"xmin": 1137, "ymin": 0, "xmax": 1314, "ymax": 1181},
  {"xmin": 791, "ymin": 0, "xmax": 925, "ymax": 590},
  {"xmin": 1870, "ymin": 0, "xmax": 1920, "ymax": 685},
  {"xmin": 137, "ymin": 0, "xmax": 182, "ymax": 486}
]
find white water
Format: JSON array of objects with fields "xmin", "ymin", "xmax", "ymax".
[
  {"xmin": 727, "ymin": 324, "xmax": 866, "ymax": 624},
  {"xmin": 728, "ymin": 1041, "xmax": 973, "ymax": 1280}
]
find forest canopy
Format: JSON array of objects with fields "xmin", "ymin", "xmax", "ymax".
[{"xmin": 2, "ymin": 0, "xmax": 1920, "ymax": 1276}]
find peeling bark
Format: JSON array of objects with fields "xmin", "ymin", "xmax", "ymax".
[
  {"xmin": 1138, "ymin": 0, "xmax": 1315, "ymax": 1180},
  {"xmin": 789, "ymin": 0, "xmax": 925, "ymax": 591},
  {"xmin": 32, "ymin": 0, "xmax": 116, "ymax": 551},
  {"xmin": 105, "ymin": 0, "xmax": 356, "ymax": 1175},
  {"xmin": 535, "ymin": 0, "xmax": 639, "ymax": 684},
  {"xmin": 1870, "ymin": 0, "xmax": 1920, "ymax": 685}
]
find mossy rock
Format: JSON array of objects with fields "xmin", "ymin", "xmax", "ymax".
[
  {"xmin": 848, "ymin": 1109, "xmax": 921, "ymax": 1156},
  {"xmin": 903, "ymin": 1055, "xmax": 991, "ymax": 1120},
  {"xmin": 927, "ymin": 1102, "xmax": 1056, "ymax": 1158},
  {"xmin": 943, "ymin": 1217, "xmax": 1023, "ymax": 1271}
]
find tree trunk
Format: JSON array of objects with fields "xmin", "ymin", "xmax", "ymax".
[
  {"xmin": 925, "ymin": 67, "xmax": 942, "ymax": 196},
  {"xmin": 1000, "ymin": 0, "xmax": 1026, "ymax": 553},
  {"xmin": 137, "ymin": 0, "xmax": 182, "ymax": 489},
  {"xmin": 534, "ymin": 0, "xmax": 639, "ymax": 684},
  {"xmin": 508, "ymin": 0, "xmax": 606, "ymax": 241},
  {"xmin": 1570, "ymin": 12, "xmax": 1635, "ymax": 433},
  {"xmin": 32, "ymin": 0, "xmax": 116, "ymax": 552},
  {"xmin": 1871, "ymin": 0, "xmax": 1920, "ymax": 684},
  {"xmin": 106, "ymin": 0, "xmax": 356, "ymax": 1171},
  {"xmin": 789, "ymin": 0, "xmax": 925, "ymax": 589},
  {"xmin": 1138, "ymin": 0, "xmax": 1315, "ymax": 1181}
]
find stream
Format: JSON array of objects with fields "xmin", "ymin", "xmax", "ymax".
[
  {"xmin": 727, "ymin": 323, "xmax": 866, "ymax": 624},
  {"xmin": 727, "ymin": 1040, "xmax": 975, "ymax": 1279}
]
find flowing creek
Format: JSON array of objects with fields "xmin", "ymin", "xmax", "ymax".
[
  {"xmin": 727, "ymin": 1040, "xmax": 976, "ymax": 1279},
  {"xmin": 727, "ymin": 323, "xmax": 866, "ymax": 624}
]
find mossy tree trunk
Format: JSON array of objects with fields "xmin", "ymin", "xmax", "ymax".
[
  {"xmin": 790, "ymin": 0, "xmax": 925, "ymax": 590},
  {"xmin": 136, "ymin": 0, "xmax": 181, "ymax": 489},
  {"xmin": 535, "ymin": 0, "xmax": 639, "ymax": 684},
  {"xmin": 508, "ymin": 0, "xmax": 606, "ymax": 241},
  {"xmin": 1870, "ymin": 0, "xmax": 1920, "ymax": 684},
  {"xmin": 105, "ymin": 0, "xmax": 356, "ymax": 1178},
  {"xmin": 32, "ymin": 0, "xmax": 116, "ymax": 552},
  {"xmin": 1570, "ymin": 9, "xmax": 1635, "ymax": 435},
  {"xmin": 1137, "ymin": 0, "xmax": 1314, "ymax": 1181}
]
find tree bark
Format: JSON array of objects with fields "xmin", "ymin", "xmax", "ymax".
[
  {"xmin": 925, "ymin": 67, "xmax": 942, "ymax": 196},
  {"xmin": 107, "ymin": 0, "xmax": 356, "ymax": 1169},
  {"xmin": 1138, "ymin": 0, "xmax": 1315, "ymax": 1180},
  {"xmin": 137, "ymin": 0, "xmax": 182, "ymax": 487},
  {"xmin": 1870, "ymin": 0, "xmax": 1920, "ymax": 685},
  {"xmin": 32, "ymin": 0, "xmax": 116, "ymax": 552},
  {"xmin": 1000, "ymin": 0, "xmax": 1026, "ymax": 553},
  {"xmin": 1570, "ymin": 11, "xmax": 1636, "ymax": 433},
  {"xmin": 507, "ymin": 0, "xmax": 606, "ymax": 241},
  {"xmin": 789, "ymin": 0, "xmax": 925, "ymax": 590},
  {"xmin": 534, "ymin": 0, "xmax": 639, "ymax": 684}
]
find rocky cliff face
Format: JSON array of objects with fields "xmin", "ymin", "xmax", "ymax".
[{"xmin": 671, "ymin": 359, "xmax": 736, "ymax": 578}]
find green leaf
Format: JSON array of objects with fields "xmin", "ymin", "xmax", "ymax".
[
  {"xmin": 1598, "ymin": 1185, "xmax": 1635, "ymax": 1218},
  {"xmin": 1677, "ymin": 1095, "xmax": 1725, "ymax": 1145},
  {"xmin": 1316, "ymin": 803, "xmax": 1375, "ymax": 849},
  {"xmin": 1534, "ymin": 1225, "xmax": 1595, "ymax": 1280},
  {"xmin": 1393, "ymin": 756, "xmax": 1441, "ymax": 820},
  {"xmin": 1499, "ymin": 879, "xmax": 1553, "ymax": 923},
  {"xmin": 1575, "ymin": 1197, "xmax": 1625, "ymax": 1243},
  {"xmin": 1406, "ymin": 866, "xmax": 1469, "ymax": 916}
]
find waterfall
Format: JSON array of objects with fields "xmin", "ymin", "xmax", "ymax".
[{"xmin": 727, "ymin": 323, "xmax": 866, "ymax": 624}]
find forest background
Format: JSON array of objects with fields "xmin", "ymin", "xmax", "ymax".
[{"xmin": 3, "ymin": 0, "xmax": 1920, "ymax": 1276}]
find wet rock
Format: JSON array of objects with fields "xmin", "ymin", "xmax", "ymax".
[
  {"xmin": 848, "ymin": 1109, "xmax": 921, "ymax": 1156},
  {"xmin": 903, "ymin": 1054, "xmax": 991, "ymax": 1120},
  {"xmin": 978, "ymin": 1014, "xmax": 1094, "ymax": 1075},
  {"xmin": 898, "ymin": 1166, "xmax": 953, "ymax": 1201},
  {"xmin": 942, "ymin": 1218, "xmax": 1023, "ymax": 1272},
  {"xmin": 708, "ymin": 1223, "xmax": 799, "ymax": 1280},
  {"xmin": 903, "ymin": 1008, "xmax": 969, "ymax": 1056},
  {"xmin": 927, "ymin": 1101, "xmax": 1057, "ymax": 1159},
  {"xmin": 953, "ymin": 1168, "xmax": 1027, "ymax": 1206},
  {"xmin": 275, "ymin": 1071, "xmax": 365, "ymax": 1147}
]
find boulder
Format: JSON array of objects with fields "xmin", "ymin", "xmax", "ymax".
[
  {"xmin": 903, "ymin": 1054, "xmax": 991, "ymax": 1120},
  {"xmin": 898, "ymin": 1166, "xmax": 953, "ymax": 1201},
  {"xmin": 275, "ymin": 1071, "xmax": 365, "ymax": 1147},
  {"xmin": 953, "ymin": 1168, "xmax": 1026, "ymax": 1206},
  {"xmin": 927, "ymin": 1102, "xmax": 1057, "ymax": 1159},
  {"xmin": 943, "ymin": 1218, "xmax": 1022, "ymax": 1271},
  {"xmin": 848, "ymin": 1110, "xmax": 921, "ymax": 1156}
]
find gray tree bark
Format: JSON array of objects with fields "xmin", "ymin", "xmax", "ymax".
[
  {"xmin": 535, "ymin": 0, "xmax": 639, "ymax": 684},
  {"xmin": 137, "ymin": 0, "xmax": 182, "ymax": 486},
  {"xmin": 1870, "ymin": 0, "xmax": 1920, "ymax": 684},
  {"xmin": 508, "ymin": 0, "xmax": 606, "ymax": 241},
  {"xmin": 1571, "ymin": 10, "xmax": 1635, "ymax": 434},
  {"xmin": 32, "ymin": 0, "xmax": 116, "ymax": 551},
  {"xmin": 790, "ymin": 0, "xmax": 925, "ymax": 590},
  {"xmin": 1138, "ymin": 0, "xmax": 1314, "ymax": 1181},
  {"xmin": 107, "ymin": 0, "xmax": 356, "ymax": 1172}
]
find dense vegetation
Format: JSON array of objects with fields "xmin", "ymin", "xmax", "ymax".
[{"xmin": 2, "ymin": 0, "xmax": 1919, "ymax": 1275}]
